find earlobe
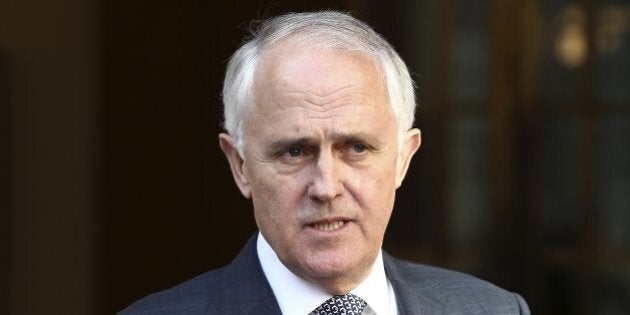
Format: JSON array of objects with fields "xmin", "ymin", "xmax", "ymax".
[
  {"xmin": 395, "ymin": 128, "xmax": 422, "ymax": 188},
  {"xmin": 219, "ymin": 133, "xmax": 252, "ymax": 199}
]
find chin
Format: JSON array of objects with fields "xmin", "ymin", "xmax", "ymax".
[
  {"xmin": 300, "ymin": 257, "xmax": 366, "ymax": 292},
  {"xmin": 306, "ymin": 260, "xmax": 350, "ymax": 278},
  {"xmin": 306, "ymin": 267, "xmax": 360, "ymax": 295},
  {"xmin": 303, "ymin": 249, "xmax": 357, "ymax": 274}
]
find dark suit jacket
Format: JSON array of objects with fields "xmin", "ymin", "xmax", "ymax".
[{"xmin": 120, "ymin": 234, "xmax": 530, "ymax": 314}]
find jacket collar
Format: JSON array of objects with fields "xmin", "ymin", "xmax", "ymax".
[
  {"xmin": 219, "ymin": 233, "xmax": 445, "ymax": 315},
  {"xmin": 383, "ymin": 252, "xmax": 445, "ymax": 315},
  {"xmin": 216, "ymin": 233, "xmax": 282, "ymax": 314}
]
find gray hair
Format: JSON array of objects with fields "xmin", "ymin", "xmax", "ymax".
[{"xmin": 222, "ymin": 11, "xmax": 416, "ymax": 155}]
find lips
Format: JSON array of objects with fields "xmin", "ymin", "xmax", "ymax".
[{"xmin": 308, "ymin": 219, "xmax": 348, "ymax": 232}]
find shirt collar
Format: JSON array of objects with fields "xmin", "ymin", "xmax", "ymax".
[{"xmin": 257, "ymin": 232, "xmax": 395, "ymax": 315}]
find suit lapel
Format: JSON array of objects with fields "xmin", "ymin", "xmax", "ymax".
[
  {"xmin": 383, "ymin": 252, "xmax": 445, "ymax": 315},
  {"xmin": 214, "ymin": 233, "xmax": 282, "ymax": 314}
]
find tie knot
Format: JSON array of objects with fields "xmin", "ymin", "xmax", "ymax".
[{"xmin": 310, "ymin": 293, "xmax": 367, "ymax": 315}]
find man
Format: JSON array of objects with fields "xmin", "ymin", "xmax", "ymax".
[{"xmin": 121, "ymin": 11, "xmax": 530, "ymax": 314}]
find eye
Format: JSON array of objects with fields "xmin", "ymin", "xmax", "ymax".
[
  {"xmin": 351, "ymin": 143, "xmax": 367, "ymax": 153},
  {"xmin": 287, "ymin": 145, "xmax": 302, "ymax": 157},
  {"xmin": 278, "ymin": 145, "xmax": 312, "ymax": 165}
]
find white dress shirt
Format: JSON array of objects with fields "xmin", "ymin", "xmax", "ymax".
[{"xmin": 257, "ymin": 232, "xmax": 398, "ymax": 315}]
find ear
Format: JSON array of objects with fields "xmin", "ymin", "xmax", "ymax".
[
  {"xmin": 219, "ymin": 133, "xmax": 252, "ymax": 199},
  {"xmin": 395, "ymin": 128, "xmax": 421, "ymax": 188}
]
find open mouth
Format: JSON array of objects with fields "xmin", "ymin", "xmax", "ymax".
[{"xmin": 309, "ymin": 220, "xmax": 347, "ymax": 232}]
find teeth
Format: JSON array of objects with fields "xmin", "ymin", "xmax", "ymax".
[{"xmin": 313, "ymin": 220, "xmax": 345, "ymax": 231}]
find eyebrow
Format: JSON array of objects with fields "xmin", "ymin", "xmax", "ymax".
[
  {"xmin": 267, "ymin": 137, "xmax": 316, "ymax": 153},
  {"xmin": 331, "ymin": 132, "xmax": 381, "ymax": 146},
  {"xmin": 266, "ymin": 132, "xmax": 383, "ymax": 152}
]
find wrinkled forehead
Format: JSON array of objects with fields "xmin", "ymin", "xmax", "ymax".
[
  {"xmin": 252, "ymin": 41, "xmax": 387, "ymax": 114},
  {"xmin": 243, "ymin": 40, "xmax": 395, "ymax": 138},
  {"xmin": 255, "ymin": 35, "xmax": 385, "ymax": 88}
]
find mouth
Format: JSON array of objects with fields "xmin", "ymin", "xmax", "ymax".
[{"xmin": 307, "ymin": 219, "xmax": 348, "ymax": 232}]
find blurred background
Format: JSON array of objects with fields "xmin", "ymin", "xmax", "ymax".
[{"xmin": 1, "ymin": 0, "xmax": 629, "ymax": 314}]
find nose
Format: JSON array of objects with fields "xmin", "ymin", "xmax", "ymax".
[{"xmin": 307, "ymin": 150, "xmax": 343, "ymax": 202}]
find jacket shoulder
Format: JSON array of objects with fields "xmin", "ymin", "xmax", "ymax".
[
  {"xmin": 386, "ymin": 256, "xmax": 530, "ymax": 314},
  {"xmin": 118, "ymin": 268, "xmax": 226, "ymax": 315},
  {"xmin": 118, "ymin": 234, "xmax": 279, "ymax": 315}
]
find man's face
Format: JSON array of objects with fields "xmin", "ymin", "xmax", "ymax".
[{"xmin": 220, "ymin": 40, "xmax": 420, "ymax": 293}]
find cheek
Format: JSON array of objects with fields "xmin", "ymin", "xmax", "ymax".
[
  {"xmin": 346, "ymin": 159, "xmax": 398, "ymax": 204},
  {"xmin": 249, "ymin": 167, "xmax": 308, "ymax": 216}
]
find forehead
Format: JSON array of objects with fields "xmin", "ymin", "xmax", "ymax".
[
  {"xmin": 254, "ymin": 39, "xmax": 386, "ymax": 105},
  {"xmin": 243, "ymin": 39, "xmax": 396, "ymax": 142}
]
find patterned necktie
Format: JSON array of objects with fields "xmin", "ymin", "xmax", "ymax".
[{"xmin": 310, "ymin": 294, "xmax": 367, "ymax": 315}]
